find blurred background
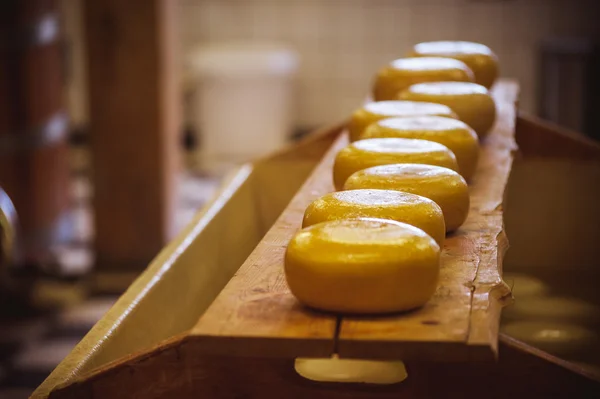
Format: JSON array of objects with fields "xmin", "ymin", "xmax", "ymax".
[{"xmin": 1, "ymin": 0, "xmax": 599, "ymax": 397}]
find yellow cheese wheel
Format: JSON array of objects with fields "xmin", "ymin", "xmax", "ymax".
[
  {"xmin": 295, "ymin": 356, "xmax": 407, "ymax": 384},
  {"xmin": 361, "ymin": 116, "xmax": 479, "ymax": 181},
  {"xmin": 348, "ymin": 100, "xmax": 457, "ymax": 142},
  {"xmin": 502, "ymin": 296, "xmax": 600, "ymax": 326},
  {"xmin": 410, "ymin": 41, "xmax": 499, "ymax": 89},
  {"xmin": 302, "ymin": 189, "xmax": 445, "ymax": 245},
  {"xmin": 373, "ymin": 57, "xmax": 475, "ymax": 101},
  {"xmin": 501, "ymin": 321, "xmax": 597, "ymax": 357},
  {"xmin": 343, "ymin": 164, "xmax": 469, "ymax": 232},
  {"xmin": 399, "ymin": 82, "xmax": 496, "ymax": 138},
  {"xmin": 332, "ymin": 138, "xmax": 459, "ymax": 190},
  {"xmin": 285, "ymin": 218, "xmax": 440, "ymax": 314}
]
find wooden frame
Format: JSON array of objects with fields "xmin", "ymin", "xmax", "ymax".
[{"xmin": 33, "ymin": 81, "xmax": 600, "ymax": 398}]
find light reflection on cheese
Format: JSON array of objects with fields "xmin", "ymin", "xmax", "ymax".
[{"xmin": 295, "ymin": 356, "xmax": 407, "ymax": 384}]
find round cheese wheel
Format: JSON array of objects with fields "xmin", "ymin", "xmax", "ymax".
[
  {"xmin": 373, "ymin": 57, "xmax": 475, "ymax": 101},
  {"xmin": 410, "ymin": 41, "xmax": 499, "ymax": 89},
  {"xmin": 399, "ymin": 82, "xmax": 496, "ymax": 138},
  {"xmin": 348, "ymin": 100, "xmax": 457, "ymax": 142},
  {"xmin": 332, "ymin": 138, "xmax": 459, "ymax": 190},
  {"xmin": 303, "ymin": 189, "xmax": 445, "ymax": 245},
  {"xmin": 295, "ymin": 356, "xmax": 407, "ymax": 384},
  {"xmin": 503, "ymin": 272, "xmax": 549, "ymax": 298},
  {"xmin": 361, "ymin": 116, "xmax": 478, "ymax": 182},
  {"xmin": 343, "ymin": 164, "xmax": 469, "ymax": 232},
  {"xmin": 503, "ymin": 296, "xmax": 600, "ymax": 325},
  {"xmin": 501, "ymin": 321, "xmax": 597, "ymax": 357},
  {"xmin": 285, "ymin": 218, "xmax": 440, "ymax": 314}
]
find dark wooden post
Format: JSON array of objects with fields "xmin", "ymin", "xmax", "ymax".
[
  {"xmin": 83, "ymin": 0, "xmax": 180, "ymax": 276},
  {"xmin": 0, "ymin": 0, "xmax": 71, "ymax": 265}
]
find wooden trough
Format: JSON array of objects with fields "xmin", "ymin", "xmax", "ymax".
[{"xmin": 33, "ymin": 80, "xmax": 600, "ymax": 398}]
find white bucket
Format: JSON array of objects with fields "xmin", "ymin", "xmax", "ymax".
[{"xmin": 187, "ymin": 42, "xmax": 299, "ymax": 175}]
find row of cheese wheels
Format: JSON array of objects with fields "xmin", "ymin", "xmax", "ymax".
[{"xmin": 284, "ymin": 41, "xmax": 499, "ymax": 315}]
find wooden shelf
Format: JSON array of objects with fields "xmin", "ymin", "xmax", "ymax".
[{"xmin": 189, "ymin": 80, "xmax": 519, "ymax": 362}]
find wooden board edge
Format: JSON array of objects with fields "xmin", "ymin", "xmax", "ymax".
[
  {"xmin": 40, "ymin": 332, "xmax": 188, "ymax": 399},
  {"xmin": 499, "ymin": 333, "xmax": 600, "ymax": 384},
  {"xmin": 516, "ymin": 112, "xmax": 600, "ymax": 159}
]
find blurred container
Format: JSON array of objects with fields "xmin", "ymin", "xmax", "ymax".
[{"xmin": 187, "ymin": 42, "xmax": 299, "ymax": 175}]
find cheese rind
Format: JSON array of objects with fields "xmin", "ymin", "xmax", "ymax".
[
  {"xmin": 348, "ymin": 100, "xmax": 457, "ymax": 142},
  {"xmin": 333, "ymin": 138, "xmax": 459, "ymax": 190},
  {"xmin": 373, "ymin": 57, "xmax": 475, "ymax": 101},
  {"xmin": 410, "ymin": 41, "xmax": 499, "ymax": 89},
  {"xmin": 361, "ymin": 116, "xmax": 479, "ymax": 181},
  {"xmin": 343, "ymin": 163, "xmax": 469, "ymax": 232},
  {"xmin": 303, "ymin": 189, "xmax": 446, "ymax": 245},
  {"xmin": 398, "ymin": 82, "xmax": 496, "ymax": 138},
  {"xmin": 285, "ymin": 218, "xmax": 440, "ymax": 314}
]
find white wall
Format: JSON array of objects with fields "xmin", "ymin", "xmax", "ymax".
[
  {"xmin": 178, "ymin": 0, "xmax": 597, "ymax": 127},
  {"xmin": 63, "ymin": 0, "xmax": 598, "ymax": 129}
]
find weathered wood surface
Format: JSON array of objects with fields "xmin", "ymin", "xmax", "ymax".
[
  {"xmin": 337, "ymin": 81, "xmax": 518, "ymax": 360},
  {"xmin": 189, "ymin": 133, "xmax": 346, "ymax": 358},
  {"xmin": 190, "ymin": 80, "xmax": 519, "ymax": 361},
  {"xmin": 47, "ymin": 334, "xmax": 600, "ymax": 399},
  {"xmin": 84, "ymin": 0, "xmax": 180, "ymax": 271}
]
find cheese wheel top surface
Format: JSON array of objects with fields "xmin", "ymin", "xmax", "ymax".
[
  {"xmin": 377, "ymin": 115, "xmax": 471, "ymax": 131},
  {"xmin": 363, "ymin": 101, "xmax": 456, "ymax": 117},
  {"xmin": 328, "ymin": 189, "xmax": 434, "ymax": 206},
  {"xmin": 352, "ymin": 137, "xmax": 451, "ymax": 153},
  {"xmin": 413, "ymin": 41, "xmax": 495, "ymax": 57},
  {"xmin": 351, "ymin": 163, "xmax": 457, "ymax": 180},
  {"xmin": 389, "ymin": 57, "xmax": 472, "ymax": 72},
  {"xmin": 408, "ymin": 81, "xmax": 489, "ymax": 96},
  {"xmin": 348, "ymin": 100, "xmax": 457, "ymax": 141},
  {"xmin": 302, "ymin": 189, "xmax": 446, "ymax": 245}
]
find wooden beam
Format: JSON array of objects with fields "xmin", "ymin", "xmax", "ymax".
[{"xmin": 83, "ymin": 0, "xmax": 180, "ymax": 270}]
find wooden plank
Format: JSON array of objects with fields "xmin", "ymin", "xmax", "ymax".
[
  {"xmin": 83, "ymin": 0, "xmax": 179, "ymax": 271},
  {"xmin": 191, "ymin": 80, "xmax": 518, "ymax": 362},
  {"xmin": 336, "ymin": 81, "xmax": 518, "ymax": 361},
  {"xmin": 45, "ymin": 334, "xmax": 600, "ymax": 399},
  {"xmin": 516, "ymin": 112, "xmax": 600, "ymax": 159},
  {"xmin": 189, "ymin": 135, "xmax": 345, "ymax": 358}
]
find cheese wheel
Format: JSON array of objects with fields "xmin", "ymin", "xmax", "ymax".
[
  {"xmin": 410, "ymin": 41, "xmax": 499, "ymax": 89},
  {"xmin": 285, "ymin": 218, "xmax": 440, "ymax": 314},
  {"xmin": 303, "ymin": 189, "xmax": 446, "ymax": 245},
  {"xmin": 332, "ymin": 138, "xmax": 459, "ymax": 190},
  {"xmin": 361, "ymin": 116, "xmax": 478, "ymax": 181},
  {"xmin": 501, "ymin": 321, "xmax": 597, "ymax": 357},
  {"xmin": 348, "ymin": 100, "xmax": 457, "ymax": 142},
  {"xmin": 503, "ymin": 296, "xmax": 600, "ymax": 325},
  {"xmin": 343, "ymin": 164, "xmax": 469, "ymax": 232},
  {"xmin": 399, "ymin": 82, "xmax": 496, "ymax": 138},
  {"xmin": 503, "ymin": 272, "xmax": 549, "ymax": 298},
  {"xmin": 373, "ymin": 57, "xmax": 475, "ymax": 101},
  {"xmin": 295, "ymin": 356, "xmax": 407, "ymax": 384}
]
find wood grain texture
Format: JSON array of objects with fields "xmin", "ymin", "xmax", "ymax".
[
  {"xmin": 190, "ymin": 80, "xmax": 518, "ymax": 361},
  {"xmin": 84, "ymin": 0, "xmax": 180, "ymax": 270},
  {"xmin": 189, "ymin": 133, "xmax": 348, "ymax": 358},
  {"xmin": 47, "ymin": 334, "xmax": 600, "ymax": 399},
  {"xmin": 337, "ymin": 81, "xmax": 518, "ymax": 361}
]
